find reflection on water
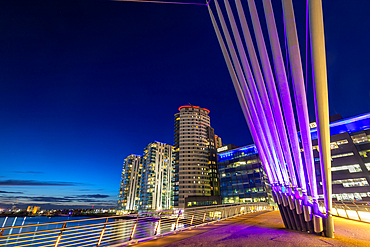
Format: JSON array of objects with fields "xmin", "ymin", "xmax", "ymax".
[
  {"xmin": 1, "ymin": 214, "xmax": 199, "ymax": 246},
  {"xmin": 0, "ymin": 216, "xmax": 101, "ymax": 247}
]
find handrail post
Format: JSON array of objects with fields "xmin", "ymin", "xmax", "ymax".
[
  {"xmin": 129, "ymin": 214, "xmax": 139, "ymax": 241},
  {"xmin": 174, "ymin": 210, "xmax": 181, "ymax": 230},
  {"xmin": 202, "ymin": 210, "xmax": 206, "ymax": 223},
  {"xmin": 335, "ymin": 203, "xmax": 339, "ymax": 216},
  {"xmin": 190, "ymin": 210, "xmax": 194, "ymax": 226},
  {"xmin": 353, "ymin": 201, "xmax": 362, "ymax": 221},
  {"xmin": 0, "ymin": 229, "xmax": 4, "ymax": 242},
  {"xmin": 154, "ymin": 213, "xmax": 162, "ymax": 235},
  {"xmin": 96, "ymin": 218, "xmax": 109, "ymax": 247},
  {"xmin": 343, "ymin": 202, "xmax": 349, "ymax": 219},
  {"xmin": 54, "ymin": 223, "xmax": 66, "ymax": 247}
]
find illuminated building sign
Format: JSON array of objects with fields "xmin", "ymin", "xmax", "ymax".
[
  {"xmin": 218, "ymin": 145, "xmax": 258, "ymax": 161},
  {"xmin": 217, "ymin": 146, "xmax": 228, "ymax": 152}
]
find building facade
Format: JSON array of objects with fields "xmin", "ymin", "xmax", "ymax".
[
  {"xmin": 311, "ymin": 113, "xmax": 370, "ymax": 201},
  {"xmin": 139, "ymin": 141, "xmax": 173, "ymax": 211},
  {"xmin": 117, "ymin": 154, "xmax": 142, "ymax": 212},
  {"xmin": 173, "ymin": 105, "xmax": 220, "ymax": 208},
  {"xmin": 217, "ymin": 145, "xmax": 270, "ymax": 204}
]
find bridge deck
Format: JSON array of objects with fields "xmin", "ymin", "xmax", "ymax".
[{"xmin": 133, "ymin": 210, "xmax": 370, "ymax": 247}]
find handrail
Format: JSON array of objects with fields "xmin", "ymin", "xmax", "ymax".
[
  {"xmin": 0, "ymin": 202, "xmax": 271, "ymax": 247},
  {"xmin": 318, "ymin": 200, "xmax": 370, "ymax": 223}
]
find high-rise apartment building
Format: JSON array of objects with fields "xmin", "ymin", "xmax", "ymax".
[
  {"xmin": 117, "ymin": 154, "xmax": 142, "ymax": 212},
  {"xmin": 139, "ymin": 141, "xmax": 173, "ymax": 211},
  {"xmin": 174, "ymin": 105, "xmax": 220, "ymax": 208}
]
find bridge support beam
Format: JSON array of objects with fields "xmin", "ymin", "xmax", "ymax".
[{"xmin": 309, "ymin": 0, "xmax": 334, "ymax": 238}]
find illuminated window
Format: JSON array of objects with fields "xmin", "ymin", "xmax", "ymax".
[
  {"xmin": 336, "ymin": 139, "xmax": 348, "ymax": 145},
  {"xmin": 359, "ymin": 150, "xmax": 370, "ymax": 158},
  {"xmin": 331, "ymin": 152, "xmax": 354, "ymax": 159},
  {"xmin": 366, "ymin": 163, "xmax": 370, "ymax": 171},
  {"xmin": 332, "ymin": 178, "xmax": 369, "ymax": 187},
  {"xmin": 330, "ymin": 142, "xmax": 339, "ymax": 150},
  {"xmin": 247, "ymin": 159, "xmax": 258, "ymax": 164},
  {"xmin": 351, "ymin": 133, "xmax": 369, "ymax": 144},
  {"xmin": 330, "ymin": 164, "xmax": 362, "ymax": 173}
]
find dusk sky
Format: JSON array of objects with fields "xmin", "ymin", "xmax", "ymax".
[{"xmin": 0, "ymin": 0, "xmax": 369, "ymax": 209}]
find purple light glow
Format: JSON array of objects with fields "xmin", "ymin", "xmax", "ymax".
[
  {"xmin": 246, "ymin": 0, "xmax": 298, "ymax": 191},
  {"xmin": 222, "ymin": 0, "xmax": 287, "ymax": 186},
  {"xmin": 282, "ymin": 0, "xmax": 318, "ymax": 200},
  {"xmin": 214, "ymin": 0, "xmax": 284, "ymax": 185},
  {"xmin": 262, "ymin": 0, "xmax": 307, "ymax": 195}
]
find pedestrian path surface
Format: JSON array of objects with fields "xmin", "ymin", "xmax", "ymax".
[{"xmin": 133, "ymin": 210, "xmax": 370, "ymax": 247}]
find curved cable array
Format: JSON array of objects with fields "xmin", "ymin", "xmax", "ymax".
[{"xmin": 208, "ymin": 0, "xmax": 332, "ymax": 235}]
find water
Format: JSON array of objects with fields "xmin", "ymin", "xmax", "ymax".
[
  {"xmin": 0, "ymin": 215, "xmax": 183, "ymax": 246},
  {"xmin": 0, "ymin": 216, "xmax": 95, "ymax": 230},
  {"xmin": 0, "ymin": 216, "xmax": 106, "ymax": 247}
]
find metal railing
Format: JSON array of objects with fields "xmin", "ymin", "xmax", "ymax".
[
  {"xmin": 0, "ymin": 202, "xmax": 271, "ymax": 247},
  {"xmin": 318, "ymin": 200, "xmax": 370, "ymax": 223}
]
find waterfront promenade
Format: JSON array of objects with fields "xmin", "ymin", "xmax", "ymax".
[{"xmin": 134, "ymin": 210, "xmax": 370, "ymax": 247}]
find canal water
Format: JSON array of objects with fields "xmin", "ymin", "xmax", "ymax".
[
  {"xmin": 0, "ymin": 216, "xmax": 108, "ymax": 246},
  {"xmin": 0, "ymin": 216, "xmax": 184, "ymax": 246}
]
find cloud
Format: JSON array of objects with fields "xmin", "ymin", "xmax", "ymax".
[
  {"xmin": 0, "ymin": 202, "xmax": 116, "ymax": 210},
  {"xmin": 26, "ymin": 196, "xmax": 73, "ymax": 203},
  {"xmin": 0, "ymin": 180, "xmax": 82, "ymax": 186},
  {"xmin": 0, "ymin": 190, "xmax": 23, "ymax": 194},
  {"xmin": 12, "ymin": 171, "xmax": 43, "ymax": 174},
  {"xmin": 0, "ymin": 194, "xmax": 113, "ymax": 204},
  {"xmin": 78, "ymin": 194, "xmax": 110, "ymax": 199}
]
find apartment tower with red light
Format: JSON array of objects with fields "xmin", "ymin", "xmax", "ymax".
[{"xmin": 173, "ymin": 105, "xmax": 220, "ymax": 208}]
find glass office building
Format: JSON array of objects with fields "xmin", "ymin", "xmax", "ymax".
[{"xmin": 218, "ymin": 145, "xmax": 270, "ymax": 204}]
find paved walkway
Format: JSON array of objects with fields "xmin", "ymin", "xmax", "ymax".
[{"xmin": 134, "ymin": 210, "xmax": 370, "ymax": 247}]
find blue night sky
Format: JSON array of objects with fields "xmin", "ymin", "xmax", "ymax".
[{"xmin": 0, "ymin": 0, "xmax": 369, "ymax": 209}]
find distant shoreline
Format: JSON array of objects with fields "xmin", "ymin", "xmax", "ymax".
[{"xmin": 0, "ymin": 213, "xmax": 117, "ymax": 218}]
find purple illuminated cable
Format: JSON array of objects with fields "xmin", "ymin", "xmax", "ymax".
[
  {"xmin": 213, "ymin": 0, "xmax": 285, "ymax": 185},
  {"xmin": 237, "ymin": 0, "xmax": 295, "ymax": 189},
  {"xmin": 231, "ymin": 1, "xmax": 288, "ymax": 188},
  {"xmin": 243, "ymin": 0, "xmax": 295, "ymax": 188},
  {"xmin": 113, "ymin": 0, "xmax": 207, "ymax": 5},
  {"xmin": 207, "ymin": 5, "xmax": 277, "ymax": 186},
  {"xmin": 282, "ymin": 0, "xmax": 318, "ymax": 200},
  {"xmin": 231, "ymin": 0, "xmax": 291, "ymax": 187},
  {"xmin": 221, "ymin": 0, "xmax": 286, "ymax": 186},
  {"xmin": 305, "ymin": 0, "xmax": 309, "ymax": 94},
  {"xmin": 262, "ymin": 0, "xmax": 307, "ymax": 196},
  {"xmin": 211, "ymin": 1, "xmax": 280, "ymax": 185}
]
